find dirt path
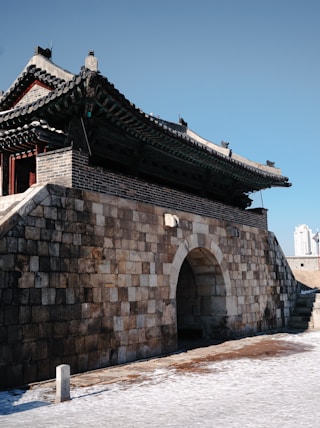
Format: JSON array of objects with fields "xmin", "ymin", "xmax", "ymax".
[{"xmin": 31, "ymin": 330, "xmax": 312, "ymax": 391}]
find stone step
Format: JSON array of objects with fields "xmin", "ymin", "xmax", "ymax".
[
  {"xmin": 295, "ymin": 306, "xmax": 314, "ymax": 315},
  {"xmin": 291, "ymin": 314, "xmax": 311, "ymax": 323},
  {"xmin": 291, "ymin": 322, "xmax": 312, "ymax": 330},
  {"xmin": 296, "ymin": 300, "xmax": 317, "ymax": 310},
  {"xmin": 290, "ymin": 316, "xmax": 313, "ymax": 330},
  {"xmin": 289, "ymin": 292, "xmax": 320, "ymax": 330},
  {"xmin": 297, "ymin": 293, "xmax": 319, "ymax": 301}
]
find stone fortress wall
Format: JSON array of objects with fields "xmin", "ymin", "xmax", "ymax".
[{"xmin": 0, "ymin": 148, "xmax": 297, "ymax": 389}]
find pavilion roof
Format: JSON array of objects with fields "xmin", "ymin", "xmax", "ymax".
[{"xmin": 0, "ymin": 48, "xmax": 291, "ymax": 207}]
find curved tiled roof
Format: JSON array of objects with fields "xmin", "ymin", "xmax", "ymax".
[
  {"xmin": 1, "ymin": 65, "xmax": 64, "ymax": 110},
  {"xmin": 0, "ymin": 70, "xmax": 86, "ymax": 124},
  {"xmin": 0, "ymin": 52, "xmax": 74, "ymax": 111},
  {"xmin": 87, "ymin": 73, "xmax": 290, "ymax": 189},
  {"xmin": 0, "ymin": 53, "xmax": 291, "ymax": 195},
  {"xmin": 0, "ymin": 120, "xmax": 65, "ymax": 152}
]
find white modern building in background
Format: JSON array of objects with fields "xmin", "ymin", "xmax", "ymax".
[{"xmin": 294, "ymin": 224, "xmax": 319, "ymax": 256}]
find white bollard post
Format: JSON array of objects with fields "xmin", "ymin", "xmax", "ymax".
[{"xmin": 55, "ymin": 364, "xmax": 70, "ymax": 403}]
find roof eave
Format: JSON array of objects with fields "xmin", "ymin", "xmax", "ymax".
[{"xmin": 0, "ymin": 69, "xmax": 291, "ymax": 191}]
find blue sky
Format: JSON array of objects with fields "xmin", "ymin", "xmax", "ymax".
[{"xmin": 1, "ymin": 0, "xmax": 319, "ymax": 255}]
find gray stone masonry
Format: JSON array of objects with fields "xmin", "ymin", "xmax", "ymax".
[
  {"xmin": 36, "ymin": 148, "xmax": 268, "ymax": 230},
  {"xmin": 0, "ymin": 180, "xmax": 297, "ymax": 390}
]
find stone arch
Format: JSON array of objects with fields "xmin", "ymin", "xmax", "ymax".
[{"xmin": 170, "ymin": 233, "xmax": 232, "ymax": 341}]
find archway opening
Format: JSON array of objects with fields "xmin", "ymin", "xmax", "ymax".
[{"xmin": 176, "ymin": 247, "xmax": 227, "ymax": 348}]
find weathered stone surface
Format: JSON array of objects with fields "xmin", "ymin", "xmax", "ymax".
[{"xmin": 0, "ymin": 174, "xmax": 297, "ymax": 389}]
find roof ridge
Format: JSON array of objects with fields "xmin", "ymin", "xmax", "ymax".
[{"xmin": 0, "ymin": 52, "xmax": 75, "ymax": 111}]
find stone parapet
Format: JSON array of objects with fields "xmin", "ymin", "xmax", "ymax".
[
  {"xmin": 36, "ymin": 148, "xmax": 268, "ymax": 230},
  {"xmin": 287, "ymin": 256, "xmax": 320, "ymax": 272}
]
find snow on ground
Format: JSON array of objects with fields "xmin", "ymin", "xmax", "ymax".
[{"xmin": 1, "ymin": 331, "xmax": 320, "ymax": 427}]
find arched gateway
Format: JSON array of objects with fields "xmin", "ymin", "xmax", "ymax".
[
  {"xmin": 170, "ymin": 234, "xmax": 232, "ymax": 342},
  {"xmin": 0, "ymin": 47, "xmax": 296, "ymax": 390}
]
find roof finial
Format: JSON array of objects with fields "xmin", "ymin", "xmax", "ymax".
[
  {"xmin": 34, "ymin": 46, "xmax": 52, "ymax": 59},
  {"xmin": 85, "ymin": 51, "xmax": 98, "ymax": 72}
]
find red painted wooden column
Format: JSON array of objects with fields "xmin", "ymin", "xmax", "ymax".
[{"xmin": 9, "ymin": 155, "xmax": 16, "ymax": 195}]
